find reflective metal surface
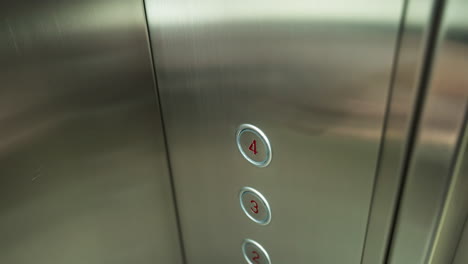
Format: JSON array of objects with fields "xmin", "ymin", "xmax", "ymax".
[
  {"xmin": 433, "ymin": 121, "xmax": 468, "ymax": 264},
  {"xmin": 388, "ymin": 0, "xmax": 468, "ymax": 262},
  {"xmin": 453, "ymin": 171, "xmax": 468, "ymax": 264},
  {"xmin": 146, "ymin": 0, "xmax": 405, "ymax": 263},
  {"xmin": 454, "ymin": 219, "xmax": 468, "ymax": 264},
  {"xmin": 361, "ymin": 0, "xmax": 437, "ymax": 263},
  {"xmin": 0, "ymin": 1, "xmax": 182, "ymax": 264}
]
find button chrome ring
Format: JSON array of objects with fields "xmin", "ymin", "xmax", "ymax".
[
  {"xmin": 236, "ymin": 124, "xmax": 272, "ymax": 167},
  {"xmin": 239, "ymin": 186, "xmax": 272, "ymax": 225},
  {"xmin": 242, "ymin": 238, "xmax": 272, "ymax": 264}
]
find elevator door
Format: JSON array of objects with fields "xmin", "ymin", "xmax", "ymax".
[{"xmin": 146, "ymin": 0, "xmax": 405, "ymax": 263}]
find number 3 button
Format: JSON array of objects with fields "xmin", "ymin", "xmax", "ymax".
[
  {"xmin": 236, "ymin": 124, "xmax": 272, "ymax": 167},
  {"xmin": 242, "ymin": 239, "xmax": 271, "ymax": 264},
  {"xmin": 240, "ymin": 187, "xmax": 272, "ymax": 225}
]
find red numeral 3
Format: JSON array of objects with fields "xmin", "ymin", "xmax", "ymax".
[{"xmin": 250, "ymin": 200, "xmax": 259, "ymax": 214}]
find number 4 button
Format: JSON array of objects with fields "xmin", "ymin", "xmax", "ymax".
[{"xmin": 236, "ymin": 124, "xmax": 272, "ymax": 167}]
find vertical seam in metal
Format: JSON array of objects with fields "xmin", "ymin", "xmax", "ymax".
[
  {"xmin": 359, "ymin": 0, "xmax": 409, "ymax": 262},
  {"xmin": 384, "ymin": 0, "xmax": 447, "ymax": 263},
  {"xmin": 441, "ymin": 109, "xmax": 468, "ymax": 264},
  {"xmin": 450, "ymin": 215, "xmax": 468, "ymax": 264},
  {"xmin": 141, "ymin": 1, "xmax": 188, "ymax": 263},
  {"xmin": 425, "ymin": 108, "xmax": 467, "ymax": 264},
  {"xmin": 449, "ymin": 149, "xmax": 468, "ymax": 264}
]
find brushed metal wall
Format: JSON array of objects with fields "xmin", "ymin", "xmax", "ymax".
[
  {"xmin": 0, "ymin": 1, "xmax": 182, "ymax": 264},
  {"xmin": 146, "ymin": 0, "xmax": 405, "ymax": 263}
]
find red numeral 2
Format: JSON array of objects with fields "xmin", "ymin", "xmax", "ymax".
[
  {"xmin": 249, "ymin": 140, "xmax": 258, "ymax": 155},
  {"xmin": 250, "ymin": 200, "xmax": 259, "ymax": 214},
  {"xmin": 252, "ymin": 251, "xmax": 260, "ymax": 264}
]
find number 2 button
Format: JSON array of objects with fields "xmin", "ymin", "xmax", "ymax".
[{"xmin": 242, "ymin": 239, "xmax": 271, "ymax": 264}]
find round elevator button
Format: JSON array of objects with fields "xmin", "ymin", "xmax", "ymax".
[
  {"xmin": 242, "ymin": 239, "xmax": 271, "ymax": 264},
  {"xmin": 236, "ymin": 124, "xmax": 272, "ymax": 167},
  {"xmin": 239, "ymin": 187, "xmax": 272, "ymax": 225}
]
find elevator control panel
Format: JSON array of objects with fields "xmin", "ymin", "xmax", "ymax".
[
  {"xmin": 240, "ymin": 187, "xmax": 272, "ymax": 225},
  {"xmin": 237, "ymin": 124, "xmax": 272, "ymax": 263},
  {"xmin": 242, "ymin": 239, "xmax": 271, "ymax": 264},
  {"xmin": 236, "ymin": 124, "xmax": 272, "ymax": 167}
]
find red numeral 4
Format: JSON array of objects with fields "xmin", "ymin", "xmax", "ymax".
[{"xmin": 249, "ymin": 140, "xmax": 258, "ymax": 155}]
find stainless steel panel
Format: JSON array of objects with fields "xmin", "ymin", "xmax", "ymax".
[
  {"xmin": 146, "ymin": 1, "xmax": 405, "ymax": 263},
  {"xmin": 454, "ymin": 219, "xmax": 468, "ymax": 264},
  {"xmin": 388, "ymin": 0, "xmax": 468, "ymax": 262},
  {"xmin": 0, "ymin": 1, "xmax": 183, "ymax": 264},
  {"xmin": 453, "ymin": 202, "xmax": 468, "ymax": 264},
  {"xmin": 361, "ymin": 0, "xmax": 437, "ymax": 263},
  {"xmin": 437, "ymin": 122, "xmax": 468, "ymax": 264}
]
